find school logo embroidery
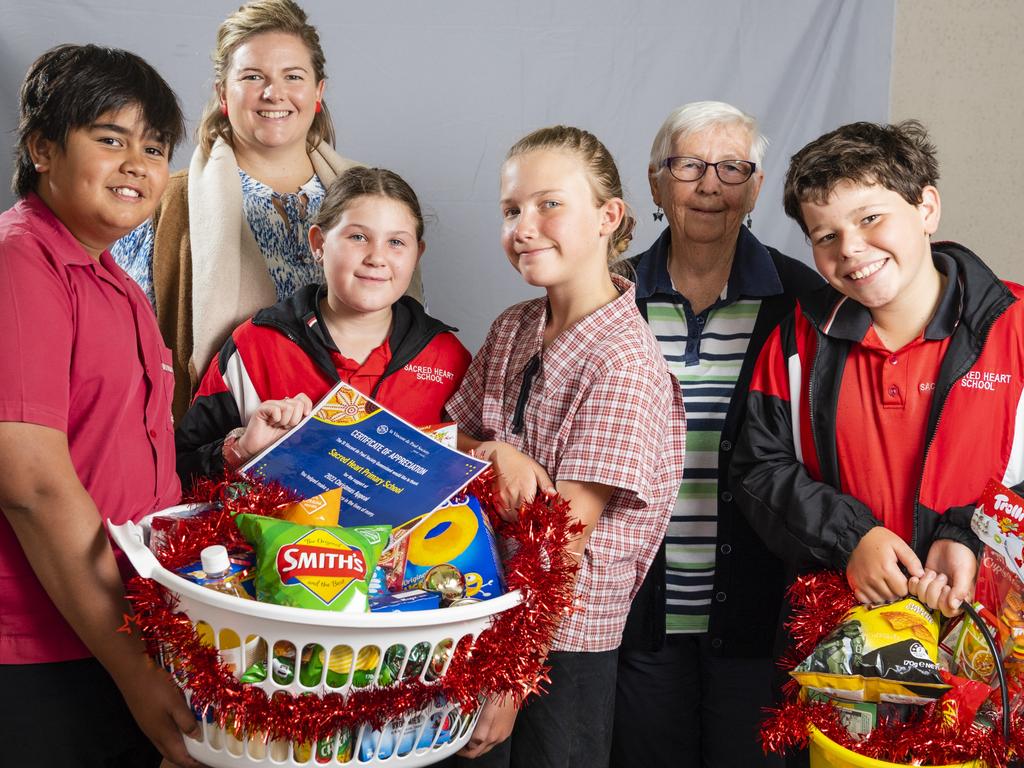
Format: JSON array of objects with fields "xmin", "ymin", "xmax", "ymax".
[
  {"xmin": 276, "ymin": 529, "xmax": 366, "ymax": 605},
  {"xmin": 960, "ymin": 370, "xmax": 1012, "ymax": 391},
  {"xmin": 403, "ymin": 363, "xmax": 457, "ymax": 384}
]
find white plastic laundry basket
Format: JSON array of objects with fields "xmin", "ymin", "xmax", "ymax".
[{"xmin": 109, "ymin": 505, "xmax": 522, "ymax": 768}]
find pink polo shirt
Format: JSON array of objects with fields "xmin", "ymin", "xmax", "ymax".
[{"xmin": 0, "ymin": 194, "xmax": 180, "ymax": 664}]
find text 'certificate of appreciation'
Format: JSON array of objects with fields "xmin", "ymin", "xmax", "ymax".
[{"xmin": 241, "ymin": 381, "xmax": 490, "ymax": 528}]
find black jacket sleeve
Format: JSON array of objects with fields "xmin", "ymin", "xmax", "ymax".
[
  {"xmin": 174, "ymin": 342, "xmax": 245, "ymax": 490},
  {"xmin": 932, "ymin": 505, "xmax": 985, "ymax": 557},
  {"xmin": 730, "ymin": 324, "xmax": 881, "ymax": 570}
]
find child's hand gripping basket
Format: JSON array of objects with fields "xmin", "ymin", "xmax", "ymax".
[{"xmin": 109, "ymin": 505, "xmax": 523, "ymax": 768}]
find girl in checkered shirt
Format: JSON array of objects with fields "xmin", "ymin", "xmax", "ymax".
[{"xmin": 445, "ymin": 126, "xmax": 686, "ymax": 768}]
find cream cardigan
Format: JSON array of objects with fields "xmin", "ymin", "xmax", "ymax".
[{"xmin": 188, "ymin": 137, "xmax": 359, "ymax": 380}]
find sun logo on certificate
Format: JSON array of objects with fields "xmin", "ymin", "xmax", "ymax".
[{"xmin": 313, "ymin": 386, "xmax": 379, "ymax": 426}]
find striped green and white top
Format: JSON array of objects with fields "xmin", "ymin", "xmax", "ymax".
[
  {"xmin": 632, "ymin": 225, "xmax": 787, "ymax": 634},
  {"xmin": 647, "ymin": 296, "xmax": 761, "ymax": 632}
]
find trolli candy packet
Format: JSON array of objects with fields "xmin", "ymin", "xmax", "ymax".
[
  {"xmin": 970, "ymin": 479, "xmax": 1024, "ymax": 678},
  {"xmin": 235, "ymin": 514, "xmax": 389, "ymax": 613}
]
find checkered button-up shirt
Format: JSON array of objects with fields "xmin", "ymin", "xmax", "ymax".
[{"xmin": 447, "ymin": 275, "xmax": 686, "ymax": 651}]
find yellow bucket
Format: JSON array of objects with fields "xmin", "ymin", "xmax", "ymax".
[{"xmin": 808, "ymin": 726, "xmax": 982, "ymax": 768}]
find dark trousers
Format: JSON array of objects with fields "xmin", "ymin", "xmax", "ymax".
[
  {"xmin": 441, "ymin": 648, "xmax": 619, "ymax": 768},
  {"xmin": 0, "ymin": 657, "xmax": 161, "ymax": 768},
  {"xmin": 611, "ymin": 634, "xmax": 783, "ymax": 768}
]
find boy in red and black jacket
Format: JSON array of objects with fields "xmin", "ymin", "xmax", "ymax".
[{"xmin": 732, "ymin": 120, "xmax": 1024, "ymax": 617}]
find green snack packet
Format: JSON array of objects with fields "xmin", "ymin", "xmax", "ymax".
[
  {"xmin": 235, "ymin": 514, "xmax": 389, "ymax": 612},
  {"xmin": 240, "ymin": 660, "xmax": 267, "ymax": 684}
]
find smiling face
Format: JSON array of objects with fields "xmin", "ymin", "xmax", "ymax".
[
  {"xmin": 802, "ymin": 181, "xmax": 941, "ymax": 314},
  {"xmin": 650, "ymin": 123, "xmax": 762, "ymax": 248},
  {"xmin": 309, "ymin": 195, "xmax": 423, "ymax": 317},
  {"xmin": 500, "ymin": 148, "xmax": 620, "ymax": 289},
  {"xmin": 219, "ymin": 31, "xmax": 324, "ymax": 155},
  {"xmin": 29, "ymin": 105, "xmax": 170, "ymax": 258}
]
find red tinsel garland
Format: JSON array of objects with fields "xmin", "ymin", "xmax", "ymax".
[
  {"xmin": 123, "ymin": 473, "xmax": 582, "ymax": 744},
  {"xmin": 150, "ymin": 477, "xmax": 298, "ymax": 571},
  {"xmin": 778, "ymin": 570, "xmax": 858, "ymax": 672},
  {"xmin": 760, "ymin": 571, "xmax": 1024, "ymax": 767}
]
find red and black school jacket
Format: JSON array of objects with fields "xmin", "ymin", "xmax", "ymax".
[
  {"xmin": 731, "ymin": 243, "xmax": 1024, "ymax": 568},
  {"xmin": 175, "ymin": 284, "xmax": 470, "ymax": 488}
]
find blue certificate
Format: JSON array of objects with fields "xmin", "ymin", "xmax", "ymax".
[{"xmin": 241, "ymin": 382, "xmax": 489, "ymax": 528}]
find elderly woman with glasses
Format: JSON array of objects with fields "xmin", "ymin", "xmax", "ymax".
[{"xmin": 610, "ymin": 101, "xmax": 820, "ymax": 768}]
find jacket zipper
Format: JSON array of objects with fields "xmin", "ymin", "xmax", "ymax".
[
  {"xmin": 808, "ymin": 331, "xmax": 820, "ymax": 468},
  {"xmin": 253, "ymin": 317, "xmax": 339, "ymax": 381}
]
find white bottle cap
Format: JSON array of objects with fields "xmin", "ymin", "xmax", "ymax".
[{"xmin": 200, "ymin": 545, "xmax": 231, "ymax": 576}]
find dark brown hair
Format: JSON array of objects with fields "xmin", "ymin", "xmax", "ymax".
[
  {"xmin": 197, "ymin": 0, "xmax": 333, "ymax": 154},
  {"xmin": 783, "ymin": 120, "xmax": 939, "ymax": 235},
  {"xmin": 314, "ymin": 167, "xmax": 425, "ymax": 241},
  {"xmin": 13, "ymin": 44, "xmax": 184, "ymax": 198},
  {"xmin": 506, "ymin": 125, "xmax": 635, "ymax": 264}
]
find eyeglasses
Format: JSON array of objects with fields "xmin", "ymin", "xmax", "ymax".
[{"xmin": 662, "ymin": 156, "xmax": 757, "ymax": 185}]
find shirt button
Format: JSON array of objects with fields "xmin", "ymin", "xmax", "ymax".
[
  {"xmin": 888, "ymin": 385, "xmax": 899, "ymax": 397},
  {"xmin": 149, "ymin": 429, "xmax": 157, "ymax": 438},
  {"xmin": 720, "ymin": 543, "xmax": 732, "ymax": 555},
  {"xmin": 720, "ymin": 439, "xmax": 732, "ymax": 452},
  {"xmin": 721, "ymin": 491, "xmax": 734, "ymax": 503},
  {"xmin": 889, "ymin": 355, "xmax": 899, "ymax": 365},
  {"xmin": 711, "ymin": 637, "xmax": 723, "ymax": 649},
  {"xmin": 715, "ymin": 591, "xmax": 727, "ymax": 603}
]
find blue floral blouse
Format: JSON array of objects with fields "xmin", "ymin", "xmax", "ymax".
[{"xmin": 112, "ymin": 170, "xmax": 326, "ymax": 308}]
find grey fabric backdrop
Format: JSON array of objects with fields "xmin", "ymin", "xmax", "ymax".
[{"xmin": 0, "ymin": 0, "xmax": 893, "ymax": 351}]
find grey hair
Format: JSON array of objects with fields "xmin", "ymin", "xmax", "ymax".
[{"xmin": 649, "ymin": 100, "xmax": 769, "ymax": 173}]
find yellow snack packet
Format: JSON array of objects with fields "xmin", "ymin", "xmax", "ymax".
[
  {"xmin": 280, "ymin": 487, "xmax": 343, "ymax": 527},
  {"xmin": 791, "ymin": 597, "xmax": 949, "ymax": 704}
]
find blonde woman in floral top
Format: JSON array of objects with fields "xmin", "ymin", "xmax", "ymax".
[{"xmin": 113, "ymin": 0, "xmax": 422, "ymax": 420}]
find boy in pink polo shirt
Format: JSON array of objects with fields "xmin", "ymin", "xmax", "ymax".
[{"xmin": 0, "ymin": 45, "xmax": 201, "ymax": 767}]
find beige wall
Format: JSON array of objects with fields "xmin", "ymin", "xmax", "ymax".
[{"xmin": 891, "ymin": 0, "xmax": 1024, "ymax": 282}]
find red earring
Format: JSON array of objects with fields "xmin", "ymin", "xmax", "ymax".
[
  {"xmin": 315, "ymin": 101, "xmax": 322, "ymax": 114},
  {"xmin": 221, "ymin": 103, "xmax": 228, "ymax": 117}
]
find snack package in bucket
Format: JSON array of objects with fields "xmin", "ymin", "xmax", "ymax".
[
  {"xmin": 400, "ymin": 494, "xmax": 505, "ymax": 601},
  {"xmin": 235, "ymin": 514, "xmax": 389, "ymax": 612},
  {"xmin": 355, "ymin": 644, "xmax": 454, "ymax": 761},
  {"xmin": 280, "ymin": 487, "xmax": 343, "ymax": 527},
  {"xmin": 803, "ymin": 689, "xmax": 877, "ymax": 738},
  {"xmin": 938, "ymin": 599, "xmax": 1008, "ymax": 683},
  {"xmin": 240, "ymin": 642, "xmax": 382, "ymax": 688},
  {"xmin": 370, "ymin": 589, "xmax": 442, "ymax": 612},
  {"xmin": 359, "ymin": 700, "xmax": 455, "ymax": 760},
  {"xmin": 791, "ymin": 597, "xmax": 948, "ymax": 703},
  {"xmin": 969, "ymin": 480, "xmax": 1024, "ymax": 678}
]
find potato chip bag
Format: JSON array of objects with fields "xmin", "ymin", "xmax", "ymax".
[
  {"xmin": 235, "ymin": 514, "xmax": 389, "ymax": 613},
  {"xmin": 791, "ymin": 597, "xmax": 949, "ymax": 704}
]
